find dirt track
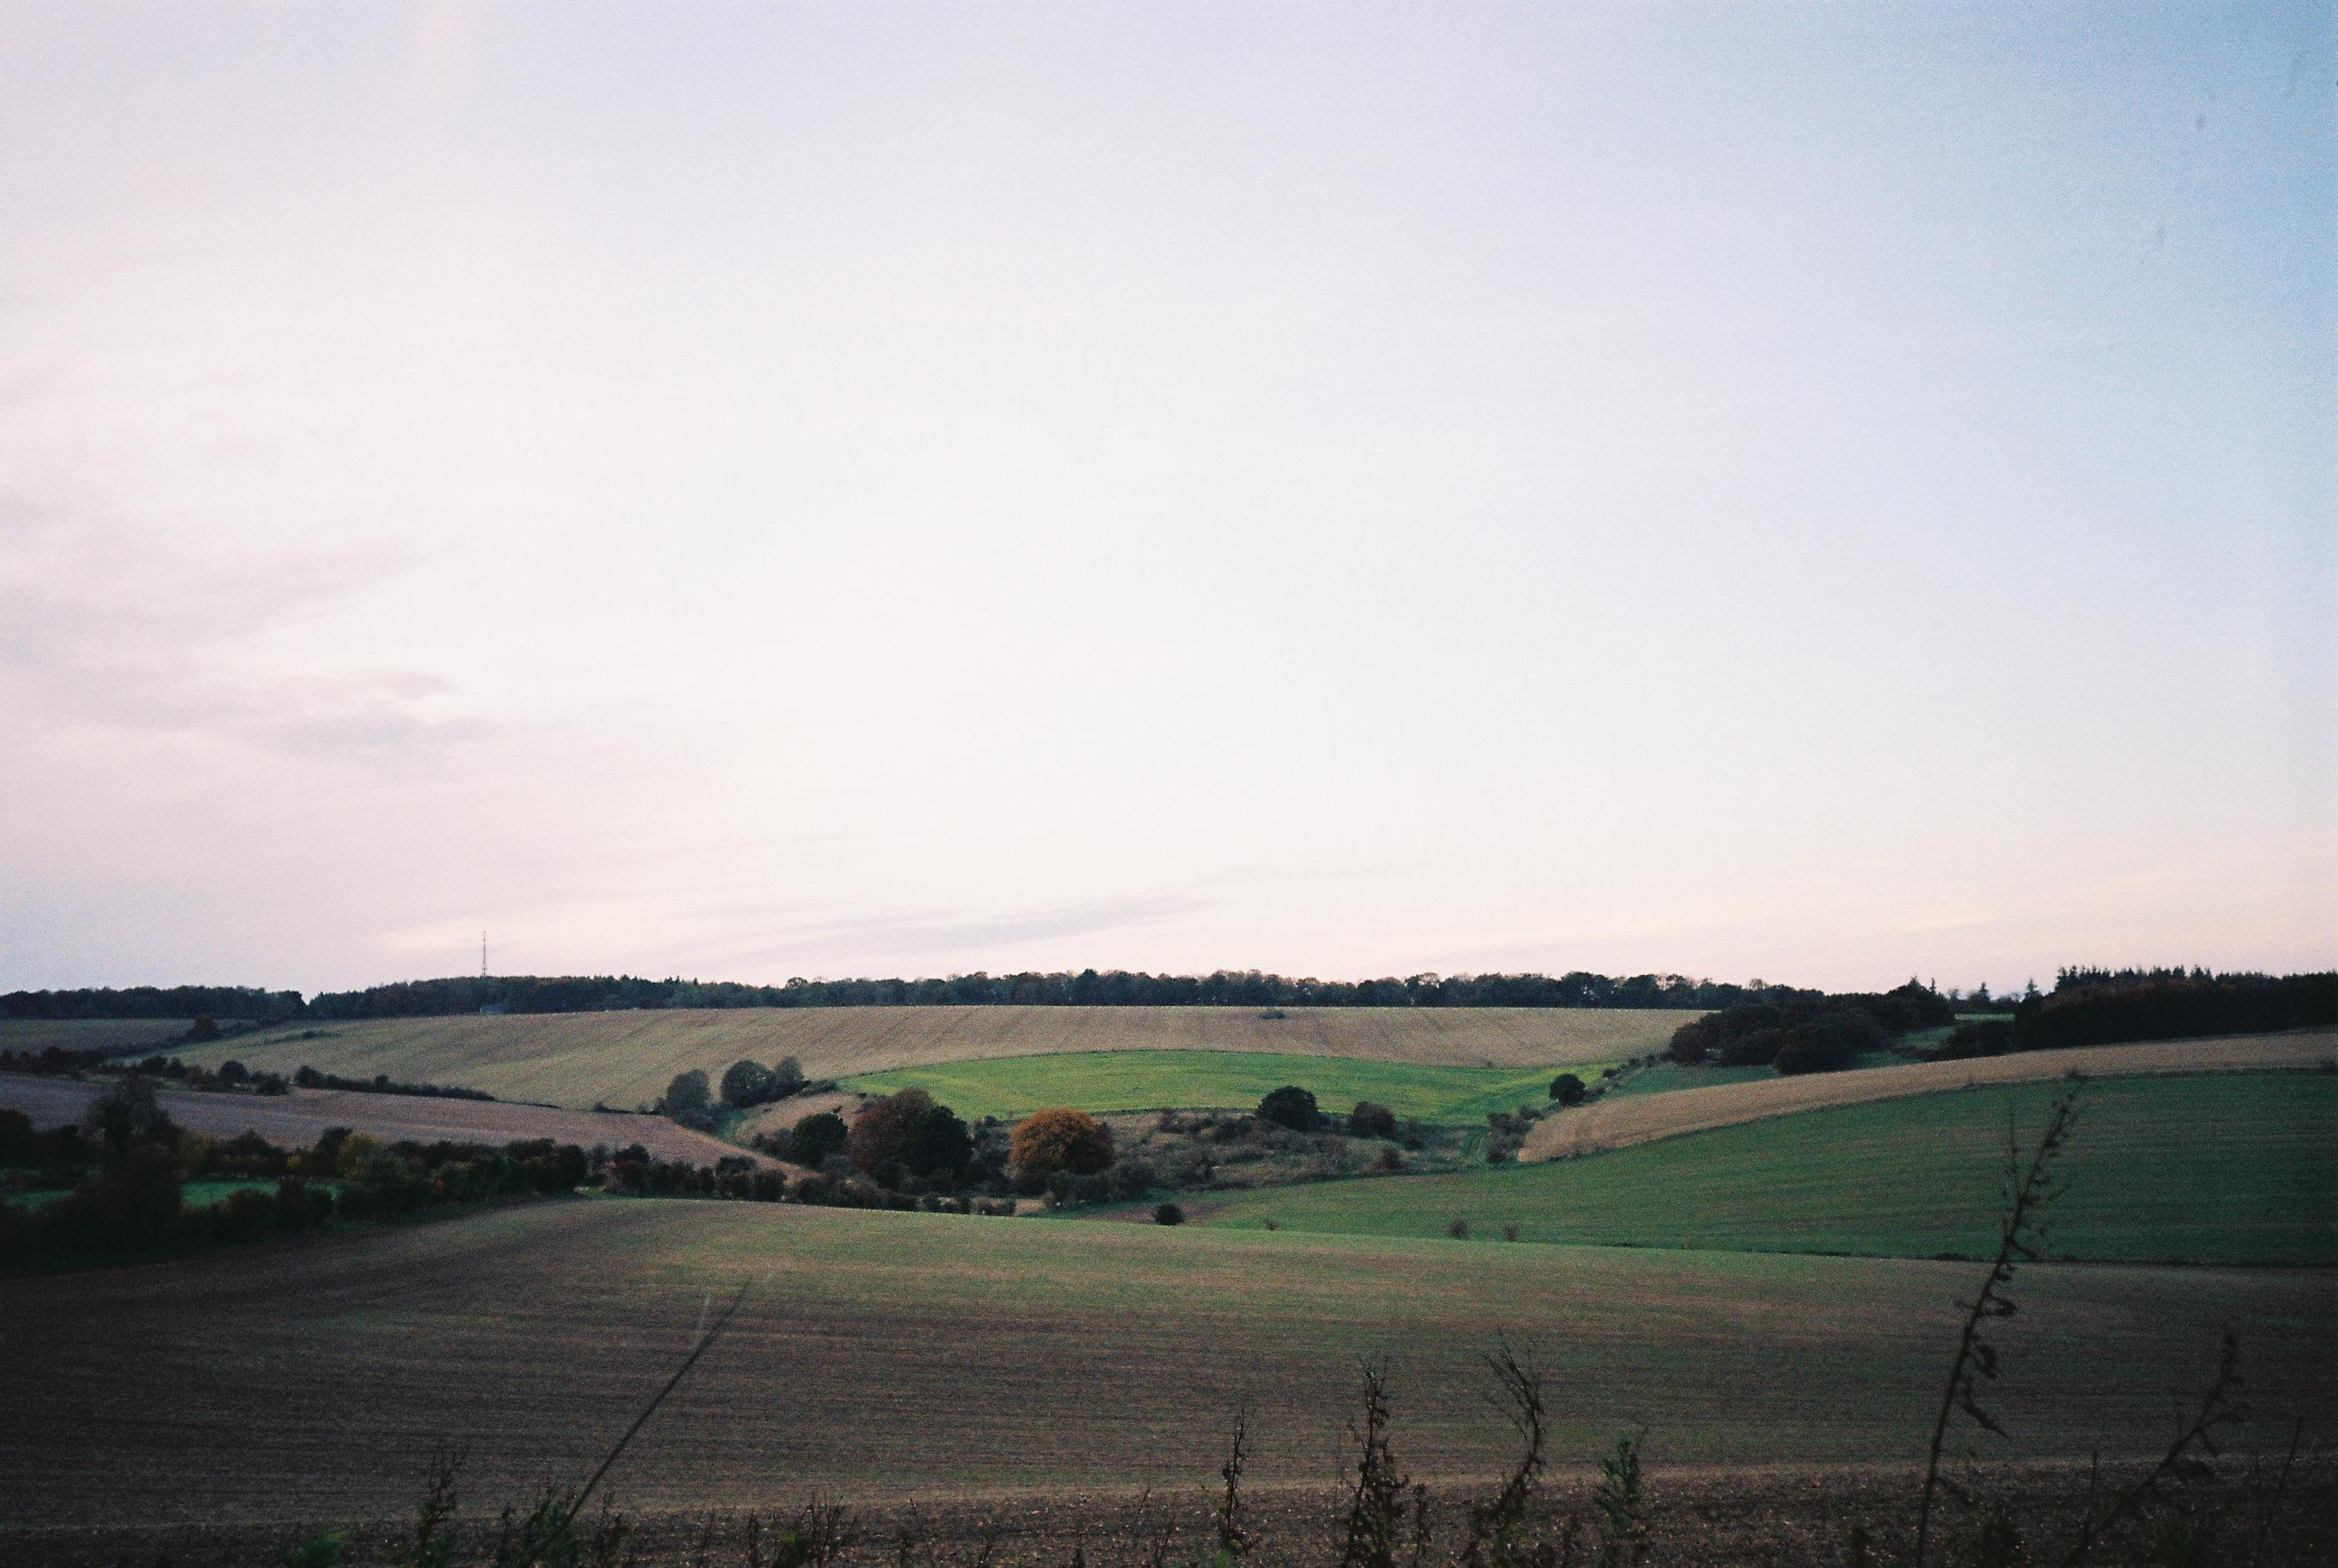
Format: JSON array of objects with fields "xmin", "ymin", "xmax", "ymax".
[
  {"xmin": 0, "ymin": 1073, "xmax": 772, "ymax": 1168},
  {"xmin": 1520, "ymin": 1031, "xmax": 2338, "ymax": 1162}
]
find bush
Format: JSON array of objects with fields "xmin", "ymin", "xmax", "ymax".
[
  {"xmin": 1347, "ymin": 1101, "xmax": 1397, "ymax": 1139},
  {"xmin": 216, "ymin": 1059, "xmax": 249, "ymax": 1086},
  {"xmin": 1010, "ymin": 1107, "xmax": 1115, "ymax": 1179},
  {"xmin": 1256, "ymin": 1085, "xmax": 1320, "ymax": 1132},
  {"xmin": 1154, "ymin": 1201, "xmax": 1185, "ymax": 1226},
  {"xmin": 1549, "ymin": 1074, "xmax": 1586, "ymax": 1105}
]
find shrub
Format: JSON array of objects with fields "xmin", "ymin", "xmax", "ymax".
[
  {"xmin": 1256, "ymin": 1085, "xmax": 1320, "ymax": 1132},
  {"xmin": 1447, "ymin": 1215, "xmax": 1470, "ymax": 1240},
  {"xmin": 1549, "ymin": 1073, "xmax": 1586, "ymax": 1105},
  {"xmin": 216, "ymin": 1059, "xmax": 249, "ymax": 1086},
  {"xmin": 1154, "ymin": 1201, "xmax": 1185, "ymax": 1226},
  {"xmin": 1010, "ymin": 1107, "xmax": 1115, "ymax": 1178},
  {"xmin": 785, "ymin": 1112, "xmax": 848, "ymax": 1168},
  {"xmin": 1347, "ymin": 1101, "xmax": 1398, "ymax": 1139}
]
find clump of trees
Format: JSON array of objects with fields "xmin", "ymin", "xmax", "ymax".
[
  {"xmin": 848, "ymin": 1088, "xmax": 973, "ymax": 1183},
  {"xmin": 719, "ymin": 1056, "xmax": 805, "ymax": 1109},
  {"xmin": 1669, "ymin": 981, "xmax": 1953, "ymax": 1075},
  {"xmin": 1935, "ymin": 969, "xmax": 2338, "ymax": 1059}
]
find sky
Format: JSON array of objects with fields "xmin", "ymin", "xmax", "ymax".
[{"xmin": 2, "ymin": 3, "xmax": 2331, "ymax": 997}]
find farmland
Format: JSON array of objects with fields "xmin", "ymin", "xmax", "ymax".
[
  {"xmin": 1520, "ymin": 1029, "xmax": 2338, "ymax": 1159},
  {"xmin": 1146, "ymin": 1071, "xmax": 2338, "ymax": 1266},
  {"xmin": 168, "ymin": 1007, "xmax": 1691, "ymax": 1111},
  {"xmin": 842, "ymin": 1050, "xmax": 1596, "ymax": 1124},
  {"xmin": 2, "ymin": 1196, "xmax": 2329, "ymax": 1541},
  {"xmin": 0, "ymin": 1017, "xmax": 209, "ymax": 1056},
  {"xmin": 0, "ymin": 1074, "xmax": 774, "ymax": 1170}
]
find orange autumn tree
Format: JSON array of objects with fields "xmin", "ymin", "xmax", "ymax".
[{"xmin": 1009, "ymin": 1106, "xmax": 1115, "ymax": 1178}]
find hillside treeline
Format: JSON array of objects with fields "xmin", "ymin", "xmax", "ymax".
[
  {"xmin": 1939, "ymin": 968, "xmax": 2338, "ymax": 1058},
  {"xmin": 1, "ymin": 985, "xmax": 305, "ymax": 1022},
  {"xmin": 299, "ymin": 968, "xmax": 1783, "ymax": 1018},
  {"xmin": 1668, "ymin": 982, "xmax": 1957, "ymax": 1074}
]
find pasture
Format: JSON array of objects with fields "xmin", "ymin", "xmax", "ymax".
[
  {"xmin": 172, "ymin": 1007, "xmax": 1691, "ymax": 1110},
  {"xmin": 841, "ymin": 1050, "xmax": 1594, "ymax": 1124},
  {"xmin": 0, "ymin": 1074, "xmax": 776, "ymax": 1170},
  {"xmin": 1519, "ymin": 1030, "xmax": 2338, "ymax": 1160},
  {"xmin": 3, "ymin": 1197, "xmax": 2329, "ymax": 1535},
  {"xmin": 1157, "ymin": 1072, "xmax": 2338, "ymax": 1266}
]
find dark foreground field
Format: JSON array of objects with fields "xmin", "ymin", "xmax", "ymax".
[{"xmin": 4, "ymin": 1200, "xmax": 2332, "ymax": 1554}]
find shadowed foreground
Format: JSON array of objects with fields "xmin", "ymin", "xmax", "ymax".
[{"xmin": 5, "ymin": 1200, "xmax": 2331, "ymax": 1538}]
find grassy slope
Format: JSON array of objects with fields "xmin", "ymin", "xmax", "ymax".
[
  {"xmin": 170, "ymin": 1007, "xmax": 1689, "ymax": 1110},
  {"xmin": 842, "ymin": 1050, "xmax": 1598, "ymax": 1124},
  {"xmin": 4, "ymin": 1198, "xmax": 2329, "ymax": 1531},
  {"xmin": 1162, "ymin": 1073, "xmax": 2338, "ymax": 1266}
]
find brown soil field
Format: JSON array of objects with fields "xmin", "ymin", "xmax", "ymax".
[
  {"xmin": 1520, "ymin": 1030, "xmax": 2338, "ymax": 1162},
  {"xmin": 15, "ymin": 1463, "xmax": 2335, "ymax": 1566},
  {"xmin": 172, "ymin": 1007, "xmax": 1695, "ymax": 1111},
  {"xmin": 0, "ymin": 1017, "xmax": 210, "ymax": 1055},
  {"xmin": 0, "ymin": 1073, "xmax": 773, "ymax": 1169},
  {"xmin": 1, "ymin": 1200, "xmax": 2328, "ymax": 1537}
]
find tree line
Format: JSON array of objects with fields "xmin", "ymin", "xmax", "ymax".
[
  {"xmin": 1936, "ymin": 968, "xmax": 2338, "ymax": 1059},
  {"xmin": 1, "ymin": 984, "xmax": 305, "ymax": 1021},
  {"xmin": 293, "ymin": 967, "xmax": 1789, "ymax": 1018}
]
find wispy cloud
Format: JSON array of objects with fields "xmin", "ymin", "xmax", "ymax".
[{"xmin": 0, "ymin": 497, "xmax": 493, "ymax": 764}]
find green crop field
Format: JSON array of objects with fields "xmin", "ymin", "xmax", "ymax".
[
  {"xmin": 0, "ymin": 1177, "xmax": 293, "ymax": 1211},
  {"xmin": 842, "ymin": 1050, "xmax": 1602, "ymax": 1124},
  {"xmin": 169, "ymin": 1006, "xmax": 1689, "ymax": 1111},
  {"xmin": 1157, "ymin": 1073, "xmax": 2338, "ymax": 1266},
  {"xmin": 3, "ymin": 1196, "xmax": 2329, "ymax": 1535}
]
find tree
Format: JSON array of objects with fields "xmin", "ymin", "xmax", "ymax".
[
  {"xmin": 1348, "ymin": 1101, "xmax": 1398, "ymax": 1140},
  {"xmin": 1256, "ymin": 1086, "xmax": 1319, "ymax": 1132},
  {"xmin": 897, "ymin": 1103, "xmax": 972, "ymax": 1179},
  {"xmin": 784, "ymin": 1112, "xmax": 848, "ymax": 1167},
  {"xmin": 83, "ymin": 1075, "xmax": 178, "ymax": 1152},
  {"xmin": 215, "ymin": 1059, "xmax": 249, "ymax": 1086},
  {"xmin": 1154, "ymin": 1201, "xmax": 1185, "ymax": 1226},
  {"xmin": 1549, "ymin": 1074, "xmax": 1586, "ymax": 1106},
  {"xmin": 772, "ymin": 1056, "xmax": 806, "ymax": 1097},
  {"xmin": 661, "ymin": 1069, "xmax": 716, "ymax": 1130},
  {"xmin": 848, "ymin": 1087, "xmax": 937, "ymax": 1176},
  {"xmin": 720, "ymin": 1059, "xmax": 776, "ymax": 1109},
  {"xmin": 1010, "ymin": 1107, "xmax": 1115, "ymax": 1178}
]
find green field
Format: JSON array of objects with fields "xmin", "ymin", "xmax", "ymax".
[
  {"xmin": 1, "ymin": 1177, "xmax": 293, "ymax": 1211},
  {"xmin": 4, "ymin": 1196, "xmax": 2330, "ymax": 1533},
  {"xmin": 1158, "ymin": 1073, "xmax": 2338, "ymax": 1266},
  {"xmin": 841, "ymin": 1049, "xmax": 1599, "ymax": 1124}
]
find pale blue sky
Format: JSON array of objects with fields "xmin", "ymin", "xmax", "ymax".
[{"xmin": 2, "ymin": 3, "xmax": 2329, "ymax": 993}]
